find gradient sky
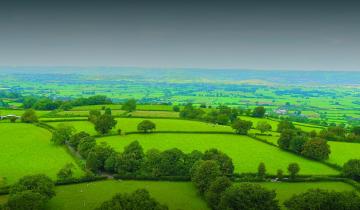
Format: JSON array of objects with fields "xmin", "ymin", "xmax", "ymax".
[{"xmin": 1, "ymin": 0, "xmax": 360, "ymax": 71}]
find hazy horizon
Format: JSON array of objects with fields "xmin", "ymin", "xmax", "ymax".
[{"xmin": 1, "ymin": 0, "xmax": 360, "ymax": 71}]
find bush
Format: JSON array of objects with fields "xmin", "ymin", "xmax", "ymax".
[
  {"xmin": 284, "ymin": 189, "xmax": 360, "ymax": 210},
  {"xmin": 219, "ymin": 183, "xmax": 280, "ymax": 210},
  {"xmin": 21, "ymin": 109, "xmax": 38, "ymax": 123},
  {"xmin": 301, "ymin": 138, "xmax": 331, "ymax": 160},
  {"xmin": 343, "ymin": 159, "xmax": 360, "ymax": 181},
  {"xmin": 288, "ymin": 163, "xmax": 300, "ymax": 180},
  {"xmin": 231, "ymin": 119, "xmax": 253, "ymax": 135}
]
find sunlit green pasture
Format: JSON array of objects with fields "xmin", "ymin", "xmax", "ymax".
[{"xmin": 97, "ymin": 133, "xmax": 339, "ymax": 175}]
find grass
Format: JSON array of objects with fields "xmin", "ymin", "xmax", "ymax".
[
  {"xmin": 46, "ymin": 118, "xmax": 234, "ymax": 135},
  {"xmin": 97, "ymin": 133, "xmax": 339, "ymax": 175},
  {"xmin": 46, "ymin": 180, "xmax": 208, "ymax": 210},
  {"xmin": 128, "ymin": 110, "xmax": 179, "ymax": 118},
  {"xmin": 258, "ymin": 181, "xmax": 358, "ymax": 209},
  {"xmin": 327, "ymin": 141, "xmax": 360, "ymax": 166},
  {"xmin": 0, "ymin": 123, "xmax": 84, "ymax": 185}
]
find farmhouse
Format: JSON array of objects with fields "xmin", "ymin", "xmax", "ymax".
[{"xmin": 0, "ymin": 114, "xmax": 21, "ymax": 120}]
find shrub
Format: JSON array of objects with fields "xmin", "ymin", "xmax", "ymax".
[
  {"xmin": 288, "ymin": 163, "xmax": 300, "ymax": 180},
  {"xmin": 343, "ymin": 159, "xmax": 360, "ymax": 181},
  {"xmin": 21, "ymin": 109, "xmax": 38, "ymax": 123}
]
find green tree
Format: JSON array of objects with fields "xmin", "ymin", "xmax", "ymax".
[
  {"xmin": 301, "ymin": 138, "xmax": 331, "ymax": 160},
  {"xmin": 172, "ymin": 105, "xmax": 180, "ymax": 112},
  {"xmin": 122, "ymin": 99, "xmax": 137, "ymax": 112},
  {"xmin": 277, "ymin": 169, "xmax": 283, "ymax": 180},
  {"xmin": 117, "ymin": 141, "xmax": 144, "ymax": 174},
  {"xmin": 258, "ymin": 162, "xmax": 266, "ymax": 179},
  {"xmin": 288, "ymin": 163, "xmax": 300, "ymax": 180},
  {"xmin": 284, "ymin": 189, "xmax": 360, "ymax": 210},
  {"xmin": 137, "ymin": 120, "xmax": 156, "ymax": 133},
  {"xmin": 277, "ymin": 120, "xmax": 295, "ymax": 132},
  {"xmin": 352, "ymin": 126, "xmax": 360, "ymax": 136},
  {"xmin": 252, "ymin": 106, "xmax": 266, "ymax": 118},
  {"xmin": 69, "ymin": 131, "xmax": 90, "ymax": 148},
  {"xmin": 203, "ymin": 149, "xmax": 234, "ymax": 176},
  {"xmin": 86, "ymin": 151, "xmax": 101, "ymax": 172},
  {"xmin": 10, "ymin": 174, "xmax": 55, "ymax": 200},
  {"xmin": 51, "ymin": 124, "xmax": 75, "ymax": 145},
  {"xmin": 256, "ymin": 121, "xmax": 272, "ymax": 133},
  {"xmin": 205, "ymin": 176, "xmax": 232, "ymax": 209},
  {"xmin": 278, "ymin": 129, "xmax": 296, "ymax": 150},
  {"xmin": 191, "ymin": 160, "xmax": 221, "ymax": 195},
  {"xmin": 156, "ymin": 148, "xmax": 187, "ymax": 176},
  {"xmin": 88, "ymin": 110, "xmax": 101, "ymax": 123},
  {"xmin": 94, "ymin": 113, "xmax": 117, "ymax": 134},
  {"xmin": 77, "ymin": 136, "xmax": 96, "ymax": 158},
  {"xmin": 21, "ymin": 109, "xmax": 38, "ymax": 123},
  {"xmin": 219, "ymin": 183, "xmax": 280, "ymax": 210},
  {"xmin": 57, "ymin": 163, "xmax": 75, "ymax": 181},
  {"xmin": 289, "ymin": 135, "xmax": 307, "ymax": 154},
  {"xmin": 96, "ymin": 189, "xmax": 168, "ymax": 210},
  {"xmin": 231, "ymin": 119, "xmax": 253, "ymax": 135},
  {"xmin": 343, "ymin": 159, "xmax": 360, "ymax": 181},
  {"xmin": 7, "ymin": 190, "xmax": 47, "ymax": 210}
]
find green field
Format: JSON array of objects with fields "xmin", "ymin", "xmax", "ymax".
[
  {"xmin": 129, "ymin": 110, "xmax": 179, "ymax": 118},
  {"xmin": 327, "ymin": 141, "xmax": 360, "ymax": 166},
  {"xmin": 46, "ymin": 180, "xmax": 208, "ymax": 210},
  {"xmin": 258, "ymin": 181, "xmax": 357, "ymax": 209},
  {"xmin": 97, "ymin": 133, "xmax": 339, "ymax": 175},
  {"xmin": 46, "ymin": 118, "xmax": 234, "ymax": 135},
  {"xmin": 0, "ymin": 123, "xmax": 84, "ymax": 185},
  {"xmin": 0, "ymin": 109, "xmax": 51, "ymax": 117}
]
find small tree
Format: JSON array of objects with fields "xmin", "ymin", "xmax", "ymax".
[
  {"xmin": 10, "ymin": 174, "xmax": 55, "ymax": 200},
  {"xmin": 288, "ymin": 163, "xmax": 300, "ymax": 180},
  {"xmin": 9, "ymin": 116, "xmax": 17, "ymax": 123},
  {"xmin": 122, "ymin": 99, "xmax": 137, "ymax": 112},
  {"xmin": 7, "ymin": 190, "xmax": 47, "ymax": 210},
  {"xmin": 94, "ymin": 113, "xmax": 117, "ymax": 134},
  {"xmin": 69, "ymin": 131, "xmax": 90, "ymax": 148},
  {"xmin": 258, "ymin": 162, "xmax": 266, "ymax": 179},
  {"xmin": 278, "ymin": 129, "xmax": 296, "ymax": 150},
  {"xmin": 88, "ymin": 110, "xmax": 101, "ymax": 123},
  {"xmin": 21, "ymin": 109, "xmax": 38, "ymax": 123},
  {"xmin": 137, "ymin": 120, "xmax": 156, "ymax": 133},
  {"xmin": 57, "ymin": 163, "xmax": 75, "ymax": 181},
  {"xmin": 219, "ymin": 183, "xmax": 280, "ymax": 210},
  {"xmin": 343, "ymin": 159, "xmax": 360, "ymax": 181},
  {"xmin": 301, "ymin": 138, "xmax": 330, "ymax": 160},
  {"xmin": 172, "ymin": 105, "xmax": 180, "ymax": 112},
  {"xmin": 256, "ymin": 121, "xmax": 272, "ymax": 133},
  {"xmin": 191, "ymin": 160, "xmax": 221, "ymax": 195},
  {"xmin": 289, "ymin": 135, "xmax": 307, "ymax": 154},
  {"xmin": 205, "ymin": 176, "xmax": 232, "ymax": 209},
  {"xmin": 231, "ymin": 119, "xmax": 253, "ymax": 135},
  {"xmin": 51, "ymin": 124, "xmax": 75, "ymax": 145},
  {"xmin": 203, "ymin": 149, "xmax": 234, "ymax": 176},
  {"xmin": 277, "ymin": 120, "xmax": 295, "ymax": 132},
  {"xmin": 252, "ymin": 106, "xmax": 266, "ymax": 118},
  {"xmin": 277, "ymin": 169, "xmax": 283, "ymax": 180}
]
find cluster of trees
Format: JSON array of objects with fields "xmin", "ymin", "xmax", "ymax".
[
  {"xmin": 88, "ymin": 108, "xmax": 117, "ymax": 134},
  {"xmin": 277, "ymin": 121, "xmax": 331, "ymax": 160},
  {"xmin": 96, "ymin": 189, "xmax": 168, "ymax": 210},
  {"xmin": 343, "ymin": 159, "xmax": 360, "ymax": 181},
  {"xmin": 0, "ymin": 174, "xmax": 55, "ymax": 210},
  {"xmin": 21, "ymin": 109, "xmax": 38, "ymax": 123},
  {"xmin": 180, "ymin": 104, "xmax": 266, "ymax": 125},
  {"xmin": 22, "ymin": 95, "xmax": 112, "ymax": 110},
  {"xmin": 121, "ymin": 99, "xmax": 137, "ymax": 112},
  {"xmin": 190, "ymin": 160, "xmax": 280, "ymax": 210},
  {"xmin": 320, "ymin": 125, "xmax": 360, "ymax": 142}
]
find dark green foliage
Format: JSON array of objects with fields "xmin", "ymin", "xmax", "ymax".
[
  {"xmin": 205, "ymin": 105, "xmax": 239, "ymax": 125},
  {"xmin": 278, "ymin": 129, "xmax": 296, "ymax": 150},
  {"xmin": 191, "ymin": 160, "xmax": 221, "ymax": 195},
  {"xmin": 77, "ymin": 136, "xmax": 96, "ymax": 158},
  {"xmin": 10, "ymin": 174, "xmax": 55, "ymax": 200},
  {"xmin": 156, "ymin": 148, "xmax": 187, "ymax": 176},
  {"xmin": 320, "ymin": 126, "xmax": 346, "ymax": 141},
  {"xmin": 205, "ymin": 176, "xmax": 232, "ymax": 210},
  {"xmin": 301, "ymin": 138, "xmax": 331, "ymax": 160},
  {"xmin": 184, "ymin": 150, "xmax": 204, "ymax": 173},
  {"xmin": 122, "ymin": 99, "xmax": 137, "ymax": 112},
  {"xmin": 172, "ymin": 105, "xmax": 180, "ymax": 112},
  {"xmin": 258, "ymin": 162, "xmax": 266, "ymax": 179},
  {"xmin": 117, "ymin": 141, "xmax": 144, "ymax": 175},
  {"xmin": 7, "ymin": 190, "xmax": 47, "ymax": 210},
  {"xmin": 352, "ymin": 126, "xmax": 360, "ymax": 136},
  {"xmin": 21, "ymin": 109, "xmax": 38, "ymax": 123},
  {"xmin": 343, "ymin": 159, "xmax": 360, "ymax": 181},
  {"xmin": 88, "ymin": 110, "xmax": 101, "ymax": 123},
  {"xmin": 277, "ymin": 120, "xmax": 295, "ymax": 132},
  {"xmin": 203, "ymin": 149, "xmax": 234, "ymax": 176},
  {"xmin": 277, "ymin": 169, "xmax": 283, "ymax": 180},
  {"xmin": 143, "ymin": 149, "xmax": 162, "ymax": 177},
  {"xmin": 86, "ymin": 151, "xmax": 101, "ymax": 172},
  {"xmin": 104, "ymin": 152, "xmax": 120, "ymax": 173},
  {"xmin": 284, "ymin": 189, "xmax": 360, "ymax": 210},
  {"xmin": 231, "ymin": 119, "xmax": 253, "ymax": 135},
  {"xmin": 179, "ymin": 103, "xmax": 205, "ymax": 119},
  {"xmin": 137, "ymin": 120, "xmax": 156, "ymax": 133},
  {"xmin": 96, "ymin": 189, "xmax": 168, "ymax": 210},
  {"xmin": 57, "ymin": 163, "xmax": 74, "ymax": 181},
  {"xmin": 71, "ymin": 95, "xmax": 112, "ymax": 107},
  {"xmin": 51, "ymin": 124, "xmax": 75, "ymax": 145},
  {"xmin": 289, "ymin": 135, "xmax": 307, "ymax": 154},
  {"xmin": 252, "ymin": 106, "xmax": 266, "ymax": 118},
  {"xmin": 94, "ymin": 113, "xmax": 117, "ymax": 134},
  {"xmin": 288, "ymin": 163, "xmax": 300, "ymax": 180},
  {"xmin": 256, "ymin": 121, "xmax": 272, "ymax": 133},
  {"xmin": 69, "ymin": 131, "xmax": 90, "ymax": 148},
  {"xmin": 86, "ymin": 143, "xmax": 114, "ymax": 172},
  {"xmin": 218, "ymin": 183, "xmax": 280, "ymax": 210}
]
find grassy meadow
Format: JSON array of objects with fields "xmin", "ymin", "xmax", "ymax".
[
  {"xmin": 97, "ymin": 133, "xmax": 339, "ymax": 175},
  {"xmin": 0, "ymin": 123, "xmax": 84, "ymax": 185}
]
